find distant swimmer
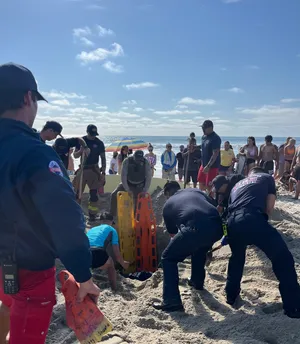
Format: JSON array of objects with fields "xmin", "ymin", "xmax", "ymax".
[
  {"xmin": 152, "ymin": 182, "xmax": 222, "ymax": 312},
  {"xmin": 39, "ymin": 120, "xmax": 63, "ymax": 143},
  {"xmin": 87, "ymin": 212, "xmax": 130, "ymax": 290},
  {"xmin": 197, "ymin": 120, "xmax": 221, "ymax": 193},
  {"xmin": 225, "ymin": 167, "xmax": 300, "ymax": 318},
  {"xmin": 239, "ymin": 136, "xmax": 258, "ymax": 175},
  {"xmin": 110, "ymin": 150, "xmax": 152, "ymax": 217},
  {"xmin": 258, "ymin": 135, "xmax": 278, "ymax": 175}
]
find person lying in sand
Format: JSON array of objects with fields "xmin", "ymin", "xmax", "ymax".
[
  {"xmin": 87, "ymin": 212, "xmax": 130, "ymax": 290},
  {"xmin": 225, "ymin": 166, "xmax": 300, "ymax": 318},
  {"xmin": 152, "ymin": 181, "xmax": 222, "ymax": 312},
  {"xmin": 258, "ymin": 135, "xmax": 278, "ymax": 175}
]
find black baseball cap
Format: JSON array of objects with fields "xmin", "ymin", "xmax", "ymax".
[
  {"xmin": 87, "ymin": 124, "xmax": 99, "ymax": 136},
  {"xmin": 54, "ymin": 138, "xmax": 69, "ymax": 154},
  {"xmin": 200, "ymin": 120, "xmax": 214, "ymax": 129},
  {"xmin": 42, "ymin": 121, "xmax": 63, "ymax": 136},
  {"xmin": 0, "ymin": 63, "xmax": 47, "ymax": 102},
  {"xmin": 212, "ymin": 175, "xmax": 228, "ymax": 191}
]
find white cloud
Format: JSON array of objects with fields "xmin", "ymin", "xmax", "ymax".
[
  {"xmin": 43, "ymin": 90, "xmax": 86, "ymax": 99},
  {"xmin": 154, "ymin": 109, "xmax": 201, "ymax": 116},
  {"xmin": 86, "ymin": 4, "xmax": 104, "ymax": 10},
  {"xmin": 236, "ymin": 105, "xmax": 300, "ymax": 116},
  {"xmin": 96, "ymin": 105, "xmax": 108, "ymax": 110},
  {"xmin": 227, "ymin": 87, "xmax": 244, "ymax": 93},
  {"xmin": 133, "ymin": 107, "xmax": 144, "ymax": 112},
  {"xmin": 123, "ymin": 82, "xmax": 160, "ymax": 90},
  {"xmin": 102, "ymin": 61, "xmax": 124, "ymax": 73},
  {"xmin": 77, "ymin": 43, "xmax": 124, "ymax": 64},
  {"xmin": 223, "ymin": 0, "xmax": 242, "ymax": 3},
  {"xmin": 122, "ymin": 100, "xmax": 137, "ymax": 105},
  {"xmin": 51, "ymin": 99, "xmax": 72, "ymax": 106},
  {"xmin": 73, "ymin": 26, "xmax": 92, "ymax": 38},
  {"xmin": 175, "ymin": 104, "xmax": 188, "ymax": 109},
  {"xmin": 246, "ymin": 65, "xmax": 259, "ymax": 70},
  {"xmin": 280, "ymin": 98, "xmax": 300, "ymax": 104},
  {"xmin": 121, "ymin": 106, "xmax": 129, "ymax": 110},
  {"xmin": 178, "ymin": 97, "xmax": 216, "ymax": 105},
  {"xmin": 80, "ymin": 37, "xmax": 95, "ymax": 47},
  {"xmin": 220, "ymin": 67, "xmax": 227, "ymax": 71},
  {"xmin": 96, "ymin": 25, "xmax": 114, "ymax": 37}
]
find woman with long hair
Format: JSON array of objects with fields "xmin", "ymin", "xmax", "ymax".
[
  {"xmin": 109, "ymin": 151, "xmax": 118, "ymax": 175},
  {"xmin": 240, "ymin": 136, "xmax": 258, "ymax": 175},
  {"xmin": 117, "ymin": 145, "xmax": 129, "ymax": 174},
  {"xmin": 145, "ymin": 143, "xmax": 157, "ymax": 176},
  {"xmin": 284, "ymin": 138, "xmax": 296, "ymax": 172},
  {"xmin": 275, "ymin": 137, "xmax": 292, "ymax": 179}
]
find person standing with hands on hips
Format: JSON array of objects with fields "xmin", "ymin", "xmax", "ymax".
[
  {"xmin": 0, "ymin": 63, "xmax": 99, "ymax": 344},
  {"xmin": 197, "ymin": 120, "xmax": 221, "ymax": 193}
]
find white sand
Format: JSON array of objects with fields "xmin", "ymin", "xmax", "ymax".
[{"xmin": 46, "ymin": 187, "xmax": 300, "ymax": 344}]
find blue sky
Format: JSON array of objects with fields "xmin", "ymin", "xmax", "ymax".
[{"xmin": 1, "ymin": 0, "xmax": 300, "ymax": 137}]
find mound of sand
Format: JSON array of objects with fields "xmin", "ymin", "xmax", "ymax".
[{"xmin": 47, "ymin": 189, "xmax": 300, "ymax": 344}]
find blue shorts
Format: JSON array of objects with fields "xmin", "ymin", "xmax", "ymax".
[{"xmin": 219, "ymin": 165, "xmax": 230, "ymax": 172}]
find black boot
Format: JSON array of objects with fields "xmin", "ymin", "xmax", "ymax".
[
  {"xmin": 188, "ymin": 279, "xmax": 204, "ymax": 291},
  {"xmin": 226, "ymin": 294, "xmax": 237, "ymax": 306},
  {"xmin": 152, "ymin": 302, "xmax": 184, "ymax": 312},
  {"xmin": 284, "ymin": 308, "xmax": 300, "ymax": 319}
]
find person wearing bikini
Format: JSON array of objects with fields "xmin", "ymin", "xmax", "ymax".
[
  {"xmin": 239, "ymin": 136, "xmax": 258, "ymax": 175},
  {"xmin": 284, "ymin": 138, "xmax": 296, "ymax": 172},
  {"xmin": 258, "ymin": 135, "xmax": 278, "ymax": 175}
]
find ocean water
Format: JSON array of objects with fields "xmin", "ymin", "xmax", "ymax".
[{"xmin": 73, "ymin": 135, "xmax": 300, "ymax": 178}]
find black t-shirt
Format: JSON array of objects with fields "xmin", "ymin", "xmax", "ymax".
[
  {"xmin": 163, "ymin": 188, "xmax": 221, "ymax": 235},
  {"xmin": 183, "ymin": 149, "xmax": 202, "ymax": 171},
  {"xmin": 228, "ymin": 173, "xmax": 276, "ymax": 213},
  {"xmin": 176, "ymin": 152, "xmax": 184, "ymax": 168},
  {"xmin": 201, "ymin": 132, "xmax": 221, "ymax": 168},
  {"xmin": 76, "ymin": 136, "xmax": 105, "ymax": 165},
  {"xmin": 54, "ymin": 138, "xmax": 79, "ymax": 169},
  {"xmin": 217, "ymin": 174, "xmax": 245, "ymax": 210}
]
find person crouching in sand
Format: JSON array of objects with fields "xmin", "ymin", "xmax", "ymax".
[{"xmin": 87, "ymin": 212, "xmax": 130, "ymax": 290}]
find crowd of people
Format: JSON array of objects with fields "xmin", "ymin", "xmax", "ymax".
[{"xmin": 1, "ymin": 62, "xmax": 300, "ymax": 344}]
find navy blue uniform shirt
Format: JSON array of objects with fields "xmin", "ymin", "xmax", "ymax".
[
  {"xmin": 228, "ymin": 173, "xmax": 276, "ymax": 214},
  {"xmin": 163, "ymin": 188, "xmax": 222, "ymax": 235},
  {"xmin": 201, "ymin": 132, "xmax": 221, "ymax": 168},
  {"xmin": 0, "ymin": 119, "xmax": 91, "ymax": 283}
]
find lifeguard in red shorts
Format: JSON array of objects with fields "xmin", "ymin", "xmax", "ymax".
[{"xmin": 197, "ymin": 120, "xmax": 221, "ymax": 193}]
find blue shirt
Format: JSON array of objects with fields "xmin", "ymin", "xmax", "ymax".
[
  {"xmin": 201, "ymin": 131, "xmax": 221, "ymax": 168},
  {"xmin": 228, "ymin": 173, "xmax": 276, "ymax": 213},
  {"xmin": 87, "ymin": 224, "xmax": 119, "ymax": 248}
]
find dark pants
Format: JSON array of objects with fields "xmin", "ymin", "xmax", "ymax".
[
  {"xmin": 227, "ymin": 210, "xmax": 300, "ymax": 311},
  {"xmin": 110, "ymin": 183, "xmax": 143, "ymax": 217},
  {"xmin": 161, "ymin": 224, "xmax": 222, "ymax": 305}
]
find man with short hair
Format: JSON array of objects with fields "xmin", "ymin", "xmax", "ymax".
[
  {"xmin": 110, "ymin": 150, "xmax": 152, "ymax": 217},
  {"xmin": 0, "ymin": 63, "xmax": 99, "ymax": 344},
  {"xmin": 53, "ymin": 137, "xmax": 90, "ymax": 170},
  {"xmin": 161, "ymin": 143, "xmax": 176, "ymax": 181},
  {"xmin": 197, "ymin": 120, "xmax": 221, "ymax": 192},
  {"xmin": 183, "ymin": 140, "xmax": 201, "ymax": 188},
  {"xmin": 39, "ymin": 120, "xmax": 63, "ymax": 143},
  {"xmin": 225, "ymin": 166, "xmax": 300, "ymax": 318},
  {"xmin": 176, "ymin": 145, "xmax": 185, "ymax": 182},
  {"xmin": 152, "ymin": 182, "xmax": 222, "ymax": 312},
  {"xmin": 258, "ymin": 135, "xmax": 278, "ymax": 175},
  {"xmin": 73, "ymin": 124, "xmax": 106, "ymax": 223}
]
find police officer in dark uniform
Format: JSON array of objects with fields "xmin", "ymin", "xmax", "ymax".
[
  {"xmin": 152, "ymin": 182, "xmax": 222, "ymax": 312},
  {"xmin": 110, "ymin": 150, "xmax": 152, "ymax": 217},
  {"xmin": 226, "ymin": 167, "xmax": 300, "ymax": 318},
  {"xmin": 0, "ymin": 63, "xmax": 100, "ymax": 344},
  {"xmin": 73, "ymin": 124, "xmax": 106, "ymax": 222}
]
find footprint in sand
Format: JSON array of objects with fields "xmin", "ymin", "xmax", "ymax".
[{"xmin": 135, "ymin": 317, "xmax": 172, "ymax": 331}]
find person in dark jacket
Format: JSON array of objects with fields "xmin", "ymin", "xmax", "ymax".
[
  {"xmin": 39, "ymin": 120, "xmax": 63, "ymax": 143},
  {"xmin": 0, "ymin": 63, "xmax": 100, "ymax": 344}
]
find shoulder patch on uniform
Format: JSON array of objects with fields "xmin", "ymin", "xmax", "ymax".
[{"xmin": 49, "ymin": 161, "xmax": 63, "ymax": 177}]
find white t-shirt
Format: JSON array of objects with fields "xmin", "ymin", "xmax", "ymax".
[{"xmin": 110, "ymin": 158, "xmax": 118, "ymax": 173}]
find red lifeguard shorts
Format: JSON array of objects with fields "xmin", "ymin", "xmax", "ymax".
[
  {"xmin": 197, "ymin": 165, "xmax": 219, "ymax": 187},
  {"xmin": 0, "ymin": 267, "xmax": 56, "ymax": 344}
]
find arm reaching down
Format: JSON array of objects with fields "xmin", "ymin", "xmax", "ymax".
[
  {"xmin": 266, "ymin": 194, "xmax": 276, "ymax": 217},
  {"xmin": 121, "ymin": 158, "xmax": 130, "ymax": 191},
  {"xmin": 112, "ymin": 245, "xmax": 130, "ymax": 270}
]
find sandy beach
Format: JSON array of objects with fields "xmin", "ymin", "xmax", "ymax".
[{"xmin": 46, "ymin": 186, "xmax": 300, "ymax": 344}]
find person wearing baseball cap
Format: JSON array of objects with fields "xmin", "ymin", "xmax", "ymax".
[
  {"xmin": 40, "ymin": 120, "xmax": 63, "ymax": 143},
  {"xmin": 197, "ymin": 120, "xmax": 221, "ymax": 193},
  {"xmin": 0, "ymin": 63, "xmax": 99, "ymax": 343},
  {"xmin": 73, "ymin": 124, "xmax": 106, "ymax": 223},
  {"xmin": 110, "ymin": 150, "xmax": 152, "ymax": 218}
]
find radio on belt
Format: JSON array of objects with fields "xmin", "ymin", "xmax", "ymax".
[{"xmin": 2, "ymin": 261, "xmax": 19, "ymax": 295}]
